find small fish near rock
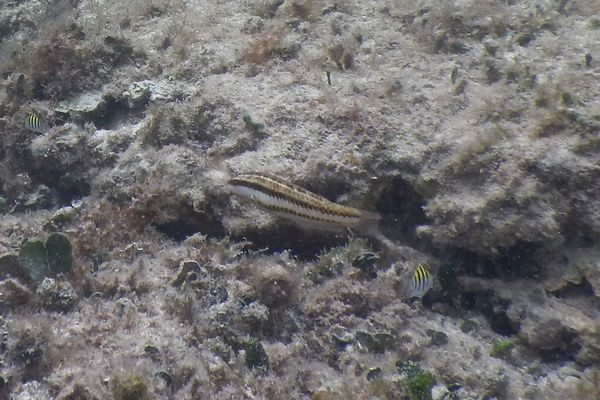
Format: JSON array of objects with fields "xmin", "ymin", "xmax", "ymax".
[
  {"xmin": 24, "ymin": 113, "xmax": 49, "ymax": 133},
  {"xmin": 408, "ymin": 264, "xmax": 434, "ymax": 299}
]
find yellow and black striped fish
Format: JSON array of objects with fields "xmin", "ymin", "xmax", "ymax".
[
  {"xmin": 409, "ymin": 264, "xmax": 433, "ymax": 299},
  {"xmin": 24, "ymin": 113, "xmax": 49, "ymax": 133}
]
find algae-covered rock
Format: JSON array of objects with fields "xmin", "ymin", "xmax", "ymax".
[
  {"xmin": 355, "ymin": 331, "xmax": 396, "ymax": 353},
  {"xmin": 490, "ymin": 339, "xmax": 514, "ymax": 359},
  {"xmin": 111, "ymin": 370, "xmax": 149, "ymax": 400},
  {"xmin": 460, "ymin": 319, "xmax": 479, "ymax": 333},
  {"xmin": 351, "ymin": 252, "xmax": 379, "ymax": 279},
  {"xmin": 36, "ymin": 277, "xmax": 78, "ymax": 311},
  {"xmin": 0, "ymin": 279, "xmax": 32, "ymax": 308},
  {"xmin": 143, "ymin": 344, "xmax": 161, "ymax": 361},
  {"xmin": 171, "ymin": 260, "xmax": 207, "ymax": 287},
  {"xmin": 155, "ymin": 371, "xmax": 173, "ymax": 388},
  {"xmin": 366, "ymin": 367, "xmax": 383, "ymax": 381},
  {"xmin": 55, "ymin": 90, "xmax": 106, "ymax": 122},
  {"xmin": 426, "ymin": 329, "xmax": 449, "ymax": 346},
  {"xmin": 0, "ymin": 253, "xmax": 30, "ymax": 282},
  {"xmin": 244, "ymin": 339, "xmax": 269, "ymax": 371}
]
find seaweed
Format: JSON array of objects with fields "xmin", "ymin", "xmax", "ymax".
[
  {"xmin": 396, "ymin": 361, "xmax": 437, "ymax": 400},
  {"xmin": 17, "ymin": 233, "xmax": 73, "ymax": 283}
]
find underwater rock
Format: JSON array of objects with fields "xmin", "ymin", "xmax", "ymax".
[
  {"xmin": 577, "ymin": 321, "xmax": 600, "ymax": 366},
  {"xmin": 122, "ymin": 79, "xmax": 186, "ymax": 104},
  {"xmin": 171, "ymin": 260, "xmax": 208, "ymax": 287},
  {"xmin": 520, "ymin": 317, "xmax": 576, "ymax": 354},
  {"xmin": 22, "ymin": 184, "xmax": 53, "ymax": 210},
  {"xmin": 355, "ymin": 331, "xmax": 396, "ymax": 354},
  {"xmin": 560, "ymin": 248, "xmax": 600, "ymax": 298},
  {"xmin": 366, "ymin": 367, "xmax": 383, "ymax": 381},
  {"xmin": 241, "ymin": 16, "xmax": 265, "ymax": 34},
  {"xmin": 111, "ymin": 370, "xmax": 149, "ymax": 400},
  {"xmin": 12, "ymin": 381, "xmax": 51, "ymax": 400},
  {"xmin": 426, "ymin": 329, "xmax": 449, "ymax": 346},
  {"xmin": 243, "ymin": 339, "xmax": 269, "ymax": 371},
  {"xmin": 35, "ymin": 277, "xmax": 78, "ymax": 311},
  {"xmin": 0, "ymin": 279, "xmax": 32, "ymax": 308},
  {"xmin": 122, "ymin": 81, "xmax": 151, "ymax": 109},
  {"xmin": 0, "ymin": 253, "xmax": 30, "ymax": 282},
  {"xmin": 55, "ymin": 90, "xmax": 106, "ymax": 122},
  {"xmin": 1, "ymin": 0, "xmax": 600, "ymax": 398}
]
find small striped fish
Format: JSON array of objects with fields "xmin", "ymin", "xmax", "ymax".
[
  {"xmin": 229, "ymin": 172, "xmax": 380, "ymax": 232},
  {"xmin": 24, "ymin": 113, "xmax": 49, "ymax": 133},
  {"xmin": 408, "ymin": 264, "xmax": 433, "ymax": 299}
]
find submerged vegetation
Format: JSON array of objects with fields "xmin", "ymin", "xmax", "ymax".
[{"xmin": 17, "ymin": 233, "xmax": 73, "ymax": 283}]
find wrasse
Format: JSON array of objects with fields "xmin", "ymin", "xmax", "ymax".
[{"xmin": 228, "ymin": 172, "xmax": 381, "ymax": 232}]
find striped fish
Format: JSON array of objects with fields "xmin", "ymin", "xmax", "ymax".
[
  {"xmin": 408, "ymin": 264, "xmax": 433, "ymax": 299},
  {"xmin": 228, "ymin": 172, "xmax": 380, "ymax": 232},
  {"xmin": 24, "ymin": 113, "xmax": 49, "ymax": 133}
]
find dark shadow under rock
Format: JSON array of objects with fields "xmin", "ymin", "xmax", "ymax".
[
  {"xmin": 375, "ymin": 176, "xmax": 429, "ymax": 248},
  {"xmin": 231, "ymin": 223, "xmax": 350, "ymax": 261}
]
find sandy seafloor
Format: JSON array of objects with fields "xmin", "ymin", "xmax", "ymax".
[{"xmin": 0, "ymin": 0, "xmax": 600, "ymax": 399}]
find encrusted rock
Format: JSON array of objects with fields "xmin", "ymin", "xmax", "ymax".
[
  {"xmin": 36, "ymin": 277, "xmax": 78, "ymax": 311},
  {"xmin": 55, "ymin": 90, "xmax": 106, "ymax": 122},
  {"xmin": 0, "ymin": 279, "xmax": 32, "ymax": 308}
]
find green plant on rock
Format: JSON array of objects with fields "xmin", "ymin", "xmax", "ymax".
[
  {"xmin": 17, "ymin": 233, "xmax": 73, "ymax": 283},
  {"xmin": 244, "ymin": 339, "xmax": 269, "ymax": 371},
  {"xmin": 243, "ymin": 114, "xmax": 267, "ymax": 137},
  {"xmin": 490, "ymin": 338, "xmax": 514, "ymax": 358},
  {"xmin": 396, "ymin": 361, "xmax": 437, "ymax": 400},
  {"xmin": 356, "ymin": 331, "xmax": 396, "ymax": 353}
]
